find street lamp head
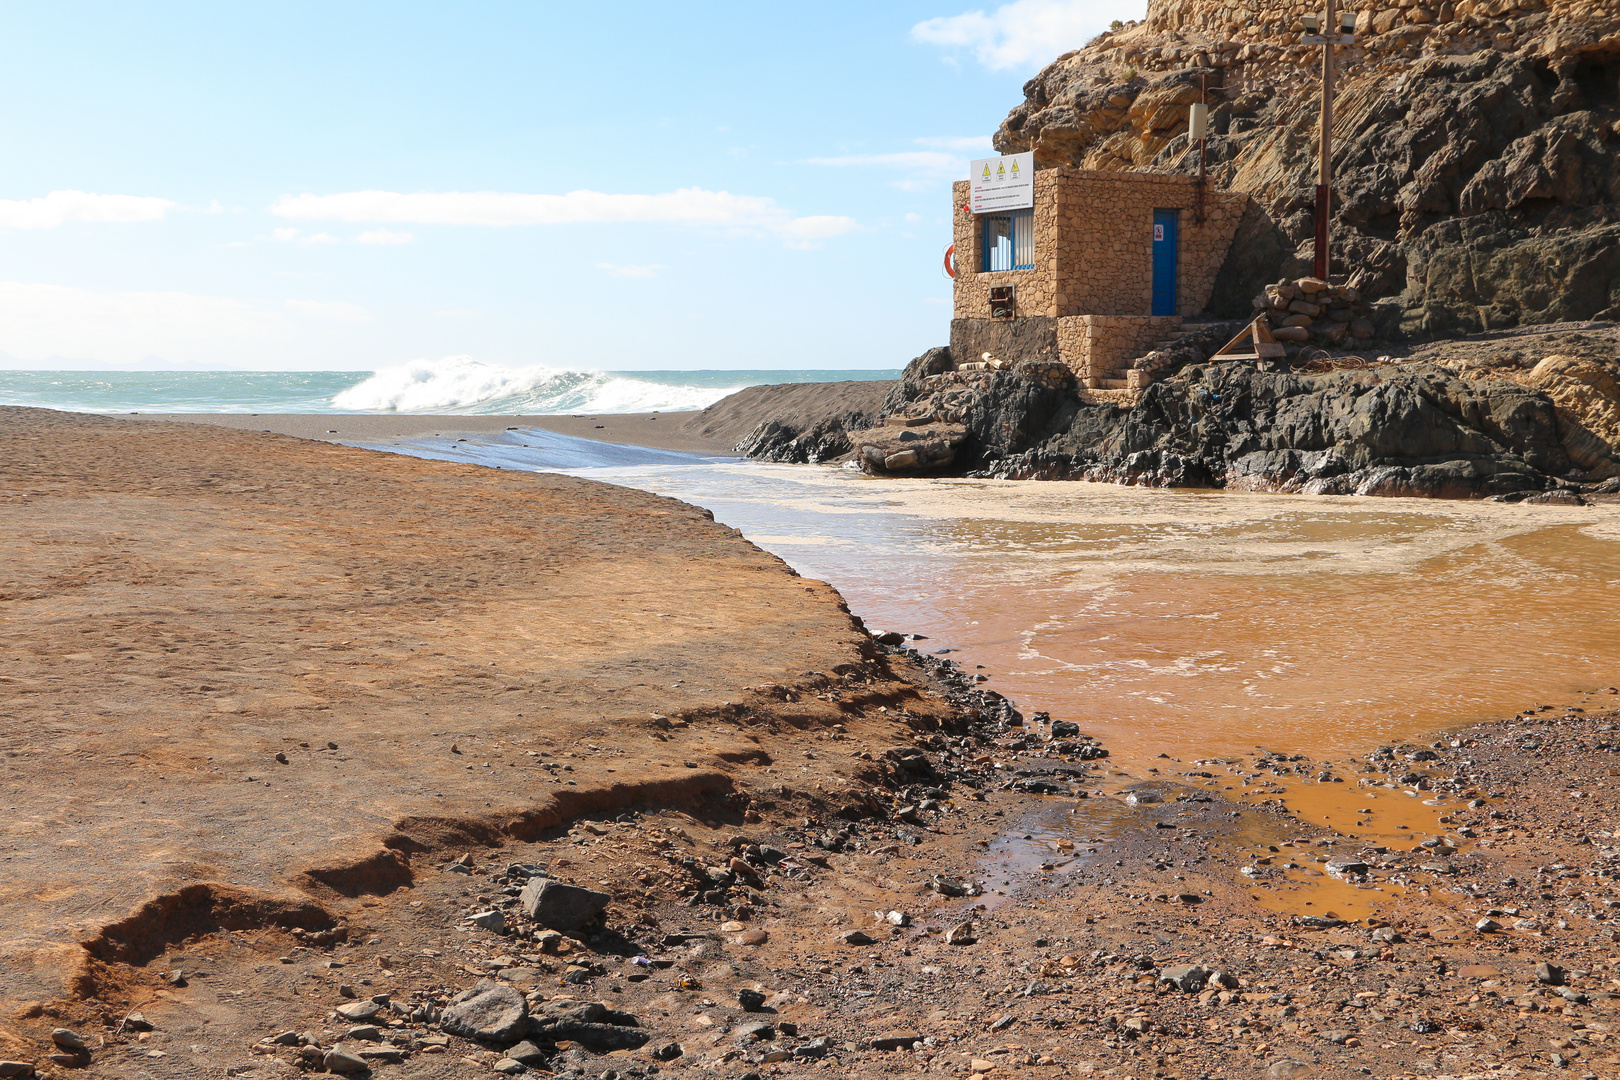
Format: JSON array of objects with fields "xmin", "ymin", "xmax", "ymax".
[
  {"xmin": 1340, "ymin": 10, "xmax": 1356, "ymax": 32},
  {"xmin": 1303, "ymin": 13, "xmax": 1320, "ymax": 32},
  {"xmin": 1188, "ymin": 102, "xmax": 1209, "ymax": 141}
]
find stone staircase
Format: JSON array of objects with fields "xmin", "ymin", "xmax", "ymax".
[{"xmin": 1091, "ymin": 319, "xmax": 1223, "ymax": 390}]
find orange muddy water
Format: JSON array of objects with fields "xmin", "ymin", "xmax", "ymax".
[{"xmin": 566, "ymin": 465, "xmax": 1620, "ymax": 762}]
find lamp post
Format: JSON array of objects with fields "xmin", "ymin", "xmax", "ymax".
[
  {"xmin": 1188, "ymin": 79, "xmax": 1210, "ymax": 224},
  {"xmin": 1301, "ymin": 4, "xmax": 1356, "ymax": 280}
]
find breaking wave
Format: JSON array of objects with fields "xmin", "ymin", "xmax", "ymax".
[{"xmin": 330, "ymin": 356, "xmax": 741, "ymax": 415}]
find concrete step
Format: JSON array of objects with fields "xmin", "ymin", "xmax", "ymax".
[{"xmin": 1094, "ymin": 378, "xmax": 1132, "ymax": 390}]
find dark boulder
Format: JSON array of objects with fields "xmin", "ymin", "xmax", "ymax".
[
  {"xmin": 527, "ymin": 999, "xmax": 647, "ymax": 1052},
  {"xmin": 518, "ymin": 879, "xmax": 610, "ymax": 932}
]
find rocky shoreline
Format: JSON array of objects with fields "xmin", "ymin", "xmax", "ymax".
[{"xmin": 726, "ymin": 322, "xmax": 1620, "ymax": 502}]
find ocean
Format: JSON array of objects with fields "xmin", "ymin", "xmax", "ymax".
[{"xmin": 0, "ymin": 360, "xmax": 900, "ymax": 416}]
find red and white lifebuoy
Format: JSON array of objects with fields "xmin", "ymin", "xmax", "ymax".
[{"xmin": 943, "ymin": 244, "xmax": 956, "ymax": 279}]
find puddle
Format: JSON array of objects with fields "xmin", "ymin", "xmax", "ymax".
[{"xmin": 971, "ymin": 757, "xmax": 1479, "ymax": 924}]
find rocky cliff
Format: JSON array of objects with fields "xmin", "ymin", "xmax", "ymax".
[{"xmin": 996, "ymin": 0, "xmax": 1620, "ymax": 334}]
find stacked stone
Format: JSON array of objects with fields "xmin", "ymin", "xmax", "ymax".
[
  {"xmin": 1252, "ymin": 277, "xmax": 1376, "ymax": 347},
  {"xmin": 1074, "ymin": 0, "xmax": 1596, "ymax": 89}
]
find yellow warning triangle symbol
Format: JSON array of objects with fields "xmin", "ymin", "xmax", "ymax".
[
  {"xmin": 1011, "ymin": 159, "xmax": 1021, "ymax": 176},
  {"xmin": 981, "ymin": 163, "xmax": 991, "ymax": 180},
  {"xmin": 997, "ymin": 162, "xmax": 1006, "ymax": 178}
]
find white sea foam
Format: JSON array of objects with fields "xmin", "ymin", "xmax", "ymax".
[{"xmin": 330, "ymin": 356, "xmax": 737, "ymax": 414}]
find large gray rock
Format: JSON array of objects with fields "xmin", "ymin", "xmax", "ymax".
[
  {"xmin": 518, "ymin": 879, "xmax": 611, "ymax": 931},
  {"xmin": 527, "ymin": 999, "xmax": 646, "ymax": 1052},
  {"xmin": 322, "ymin": 1045, "xmax": 369, "ymax": 1075},
  {"xmin": 850, "ymin": 421, "xmax": 970, "ymax": 475},
  {"xmin": 440, "ymin": 979, "xmax": 529, "ymax": 1044}
]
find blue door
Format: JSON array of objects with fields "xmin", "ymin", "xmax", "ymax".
[{"xmin": 1151, "ymin": 209, "xmax": 1178, "ymax": 316}]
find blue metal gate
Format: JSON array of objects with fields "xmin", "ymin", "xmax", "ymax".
[{"xmin": 1151, "ymin": 209, "xmax": 1178, "ymax": 316}]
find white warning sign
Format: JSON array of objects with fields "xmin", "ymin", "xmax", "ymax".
[{"xmin": 969, "ymin": 152, "xmax": 1034, "ymax": 213}]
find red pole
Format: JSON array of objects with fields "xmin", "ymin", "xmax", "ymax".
[
  {"xmin": 1314, "ymin": 0, "xmax": 1336, "ymax": 280},
  {"xmin": 1314, "ymin": 185, "xmax": 1329, "ymax": 280}
]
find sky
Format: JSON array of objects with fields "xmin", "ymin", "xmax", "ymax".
[{"xmin": 0, "ymin": 0, "xmax": 1143, "ymax": 371}]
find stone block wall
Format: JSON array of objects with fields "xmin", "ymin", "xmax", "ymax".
[
  {"xmin": 951, "ymin": 174, "xmax": 1060, "ymax": 320},
  {"xmin": 1051, "ymin": 170, "xmax": 1247, "ymax": 318},
  {"xmin": 1056, "ymin": 315, "xmax": 1185, "ymax": 386}
]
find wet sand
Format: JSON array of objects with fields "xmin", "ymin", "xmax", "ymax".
[{"xmin": 123, "ymin": 411, "xmax": 726, "ymax": 454}]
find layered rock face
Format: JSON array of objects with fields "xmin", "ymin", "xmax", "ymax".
[{"xmin": 995, "ymin": 0, "xmax": 1620, "ymax": 334}]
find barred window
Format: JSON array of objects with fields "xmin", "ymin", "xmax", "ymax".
[{"xmin": 982, "ymin": 209, "xmax": 1034, "ymax": 272}]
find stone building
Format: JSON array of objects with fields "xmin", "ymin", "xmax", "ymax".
[{"xmin": 951, "ymin": 167, "xmax": 1248, "ymax": 389}]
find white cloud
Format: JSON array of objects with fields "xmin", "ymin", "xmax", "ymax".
[
  {"xmin": 0, "ymin": 190, "xmax": 176, "ymax": 229},
  {"xmin": 357, "ymin": 228, "xmax": 415, "ymax": 245},
  {"xmin": 270, "ymin": 188, "xmax": 857, "ymax": 240},
  {"xmin": 596, "ymin": 263, "xmax": 666, "ymax": 279},
  {"xmin": 912, "ymin": 0, "xmax": 1121, "ymax": 69},
  {"xmin": 0, "ymin": 281, "xmax": 286, "ymax": 367},
  {"xmin": 915, "ymin": 136, "xmax": 996, "ymax": 152},
  {"xmin": 807, "ymin": 139, "xmax": 997, "ymax": 188},
  {"xmin": 286, "ymin": 299, "xmax": 373, "ymax": 323}
]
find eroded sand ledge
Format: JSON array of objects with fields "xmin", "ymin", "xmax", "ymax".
[{"xmin": 0, "ymin": 408, "xmax": 956, "ymax": 1055}]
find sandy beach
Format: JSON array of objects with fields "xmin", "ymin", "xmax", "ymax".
[{"xmin": 7, "ymin": 405, "xmax": 1620, "ymax": 1080}]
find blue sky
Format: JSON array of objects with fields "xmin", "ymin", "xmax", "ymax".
[{"xmin": 0, "ymin": 0, "xmax": 1139, "ymax": 371}]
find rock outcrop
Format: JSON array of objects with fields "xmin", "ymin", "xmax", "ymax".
[
  {"xmin": 855, "ymin": 325, "xmax": 1620, "ymax": 497},
  {"xmin": 679, "ymin": 379, "xmax": 891, "ymax": 463},
  {"xmin": 978, "ymin": 361, "xmax": 1592, "ymax": 497},
  {"xmin": 995, "ymin": 0, "xmax": 1620, "ymax": 334}
]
